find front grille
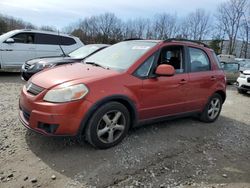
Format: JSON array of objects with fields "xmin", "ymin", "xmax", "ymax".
[
  {"xmin": 242, "ymin": 85, "xmax": 250, "ymax": 89},
  {"xmin": 26, "ymin": 82, "xmax": 44, "ymax": 96},
  {"xmin": 21, "ymin": 107, "xmax": 31, "ymax": 122}
]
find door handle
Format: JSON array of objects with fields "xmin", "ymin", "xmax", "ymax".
[
  {"xmin": 179, "ymin": 79, "xmax": 188, "ymax": 84},
  {"xmin": 211, "ymin": 76, "xmax": 217, "ymax": 81}
]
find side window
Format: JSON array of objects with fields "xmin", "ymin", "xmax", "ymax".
[
  {"xmin": 135, "ymin": 54, "xmax": 156, "ymax": 78},
  {"xmin": 12, "ymin": 33, "xmax": 34, "ymax": 44},
  {"xmin": 35, "ymin": 34, "xmax": 60, "ymax": 45},
  {"xmin": 157, "ymin": 46, "xmax": 185, "ymax": 74},
  {"xmin": 61, "ymin": 37, "xmax": 76, "ymax": 45},
  {"xmin": 189, "ymin": 47, "xmax": 210, "ymax": 72}
]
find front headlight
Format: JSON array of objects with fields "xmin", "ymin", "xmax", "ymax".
[
  {"xmin": 36, "ymin": 61, "xmax": 55, "ymax": 69},
  {"xmin": 44, "ymin": 84, "xmax": 89, "ymax": 103}
]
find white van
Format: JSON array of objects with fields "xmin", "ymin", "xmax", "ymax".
[{"xmin": 0, "ymin": 29, "xmax": 83, "ymax": 70}]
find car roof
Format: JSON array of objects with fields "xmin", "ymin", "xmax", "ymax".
[
  {"xmin": 13, "ymin": 29, "xmax": 75, "ymax": 38},
  {"xmin": 124, "ymin": 39, "xmax": 211, "ymax": 49},
  {"xmin": 123, "ymin": 39, "xmax": 162, "ymax": 43}
]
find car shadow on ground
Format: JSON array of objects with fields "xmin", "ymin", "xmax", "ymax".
[
  {"xmin": 227, "ymin": 85, "xmax": 250, "ymax": 97},
  {"xmin": 0, "ymin": 72, "xmax": 24, "ymax": 84},
  {"xmin": 25, "ymin": 115, "xmax": 250, "ymax": 187}
]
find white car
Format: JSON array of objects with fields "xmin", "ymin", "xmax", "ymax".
[
  {"xmin": 0, "ymin": 29, "xmax": 83, "ymax": 70},
  {"xmin": 236, "ymin": 70, "xmax": 250, "ymax": 94}
]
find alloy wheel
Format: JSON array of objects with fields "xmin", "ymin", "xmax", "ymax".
[
  {"xmin": 207, "ymin": 98, "xmax": 221, "ymax": 120},
  {"xmin": 97, "ymin": 110, "xmax": 126, "ymax": 144}
]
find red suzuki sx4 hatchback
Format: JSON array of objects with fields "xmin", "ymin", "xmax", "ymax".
[{"xmin": 19, "ymin": 39, "xmax": 226, "ymax": 149}]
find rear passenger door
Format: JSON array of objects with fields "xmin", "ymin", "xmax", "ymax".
[
  {"xmin": 187, "ymin": 47, "xmax": 217, "ymax": 111},
  {"xmin": 34, "ymin": 33, "xmax": 62, "ymax": 58}
]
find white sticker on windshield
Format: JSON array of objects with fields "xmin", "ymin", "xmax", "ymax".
[{"xmin": 132, "ymin": 46, "xmax": 150, "ymax": 50}]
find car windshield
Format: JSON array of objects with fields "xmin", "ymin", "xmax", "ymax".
[
  {"xmin": 69, "ymin": 45, "xmax": 102, "ymax": 58},
  {"xmin": 84, "ymin": 41, "xmax": 158, "ymax": 71},
  {"xmin": 0, "ymin": 30, "xmax": 16, "ymax": 42}
]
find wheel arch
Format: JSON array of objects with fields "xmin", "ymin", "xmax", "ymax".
[
  {"xmin": 214, "ymin": 90, "xmax": 226, "ymax": 103},
  {"xmin": 77, "ymin": 95, "xmax": 138, "ymax": 137}
]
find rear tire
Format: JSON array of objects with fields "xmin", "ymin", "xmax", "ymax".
[
  {"xmin": 200, "ymin": 93, "xmax": 222, "ymax": 123},
  {"xmin": 85, "ymin": 102, "xmax": 130, "ymax": 149}
]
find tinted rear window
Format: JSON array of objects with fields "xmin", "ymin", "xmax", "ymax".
[
  {"xmin": 35, "ymin": 33, "xmax": 76, "ymax": 45},
  {"xmin": 61, "ymin": 36, "xmax": 76, "ymax": 45}
]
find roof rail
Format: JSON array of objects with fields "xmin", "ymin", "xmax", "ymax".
[
  {"xmin": 123, "ymin": 38, "xmax": 143, "ymax": 41},
  {"xmin": 164, "ymin": 38, "xmax": 210, "ymax": 48}
]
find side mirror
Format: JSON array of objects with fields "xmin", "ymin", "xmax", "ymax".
[
  {"xmin": 5, "ymin": 38, "xmax": 15, "ymax": 44},
  {"xmin": 155, "ymin": 64, "xmax": 175, "ymax": 76}
]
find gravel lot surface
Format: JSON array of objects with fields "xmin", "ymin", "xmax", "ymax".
[{"xmin": 0, "ymin": 72, "xmax": 250, "ymax": 188}]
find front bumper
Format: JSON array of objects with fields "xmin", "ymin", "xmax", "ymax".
[
  {"xmin": 236, "ymin": 77, "xmax": 250, "ymax": 91},
  {"xmin": 19, "ymin": 86, "xmax": 93, "ymax": 136}
]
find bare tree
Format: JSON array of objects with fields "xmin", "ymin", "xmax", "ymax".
[
  {"xmin": 94, "ymin": 13, "xmax": 122, "ymax": 43},
  {"xmin": 216, "ymin": 0, "xmax": 248, "ymax": 55},
  {"xmin": 40, "ymin": 25, "xmax": 57, "ymax": 32},
  {"xmin": 0, "ymin": 14, "xmax": 35, "ymax": 33},
  {"xmin": 123, "ymin": 18, "xmax": 149, "ymax": 39},
  {"xmin": 239, "ymin": 6, "xmax": 250, "ymax": 58},
  {"xmin": 182, "ymin": 9, "xmax": 210, "ymax": 41},
  {"xmin": 152, "ymin": 13, "xmax": 178, "ymax": 39}
]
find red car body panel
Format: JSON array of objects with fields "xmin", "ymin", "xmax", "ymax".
[{"xmin": 19, "ymin": 40, "xmax": 226, "ymax": 136}]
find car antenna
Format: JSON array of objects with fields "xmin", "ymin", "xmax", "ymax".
[{"xmin": 58, "ymin": 30, "xmax": 67, "ymax": 57}]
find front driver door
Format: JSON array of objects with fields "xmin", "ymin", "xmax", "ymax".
[
  {"xmin": 136, "ymin": 45, "xmax": 190, "ymax": 121},
  {"xmin": 1, "ymin": 33, "xmax": 36, "ymax": 69}
]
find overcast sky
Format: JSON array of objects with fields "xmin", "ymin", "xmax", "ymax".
[{"xmin": 0, "ymin": 0, "xmax": 225, "ymax": 29}]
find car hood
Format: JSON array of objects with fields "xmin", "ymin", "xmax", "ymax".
[
  {"xmin": 27, "ymin": 56, "xmax": 81, "ymax": 65},
  {"xmin": 30, "ymin": 63, "xmax": 119, "ymax": 89}
]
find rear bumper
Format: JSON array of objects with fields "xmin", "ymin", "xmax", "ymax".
[{"xmin": 19, "ymin": 87, "xmax": 93, "ymax": 136}]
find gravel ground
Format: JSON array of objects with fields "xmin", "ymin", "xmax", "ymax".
[{"xmin": 0, "ymin": 72, "xmax": 250, "ymax": 188}]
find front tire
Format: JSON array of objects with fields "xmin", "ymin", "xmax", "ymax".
[
  {"xmin": 200, "ymin": 93, "xmax": 222, "ymax": 123},
  {"xmin": 85, "ymin": 102, "xmax": 130, "ymax": 149}
]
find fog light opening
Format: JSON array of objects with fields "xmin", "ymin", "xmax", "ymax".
[{"xmin": 38, "ymin": 122, "xmax": 59, "ymax": 134}]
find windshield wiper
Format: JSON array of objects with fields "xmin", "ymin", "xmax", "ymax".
[{"xmin": 84, "ymin": 61, "xmax": 109, "ymax": 69}]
